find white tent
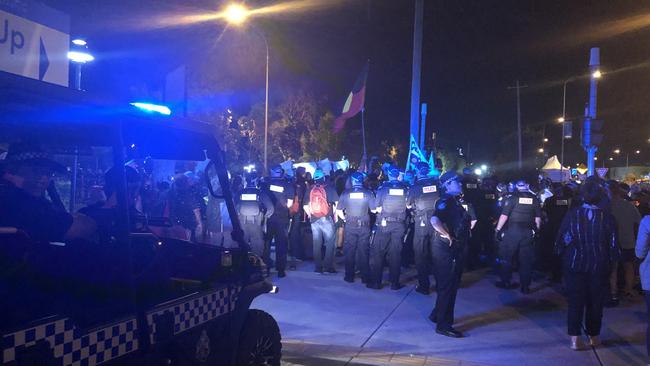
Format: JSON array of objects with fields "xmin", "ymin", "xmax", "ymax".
[{"xmin": 541, "ymin": 155, "xmax": 570, "ymax": 182}]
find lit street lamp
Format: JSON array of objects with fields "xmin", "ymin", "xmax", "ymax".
[
  {"xmin": 67, "ymin": 38, "xmax": 94, "ymax": 90},
  {"xmin": 223, "ymin": 3, "xmax": 271, "ymax": 173}
]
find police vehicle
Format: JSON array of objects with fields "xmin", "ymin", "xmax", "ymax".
[{"xmin": 0, "ymin": 72, "xmax": 281, "ymax": 365}]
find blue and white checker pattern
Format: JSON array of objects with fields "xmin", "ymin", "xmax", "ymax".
[
  {"xmin": 147, "ymin": 286, "xmax": 241, "ymax": 345},
  {"xmin": 2, "ymin": 317, "xmax": 138, "ymax": 366}
]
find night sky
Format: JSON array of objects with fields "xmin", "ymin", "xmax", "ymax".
[{"xmin": 46, "ymin": 0, "xmax": 650, "ymax": 169}]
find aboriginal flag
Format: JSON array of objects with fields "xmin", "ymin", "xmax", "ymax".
[{"xmin": 334, "ymin": 62, "xmax": 368, "ymax": 132}]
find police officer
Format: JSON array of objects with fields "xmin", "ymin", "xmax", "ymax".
[
  {"xmin": 261, "ymin": 165, "xmax": 295, "ymax": 278},
  {"xmin": 407, "ymin": 162, "xmax": 440, "ymax": 295},
  {"xmin": 494, "ymin": 180, "xmax": 542, "ymax": 294},
  {"xmin": 428, "ymin": 171, "xmax": 471, "ymax": 338},
  {"xmin": 369, "ymin": 166, "xmax": 408, "ymax": 290},
  {"xmin": 542, "ymin": 184, "xmax": 572, "ymax": 282},
  {"xmin": 235, "ymin": 172, "xmax": 274, "ymax": 259},
  {"xmin": 336, "ymin": 172, "xmax": 376, "ymax": 283}
]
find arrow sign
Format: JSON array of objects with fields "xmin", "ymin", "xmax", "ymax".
[{"xmin": 39, "ymin": 37, "xmax": 49, "ymax": 80}]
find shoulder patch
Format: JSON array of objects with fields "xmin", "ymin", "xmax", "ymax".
[
  {"xmin": 350, "ymin": 192, "xmax": 364, "ymax": 200},
  {"xmin": 519, "ymin": 197, "xmax": 533, "ymax": 205},
  {"xmin": 389, "ymin": 189, "xmax": 404, "ymax": 196},
  {"xmin": 241, "ymin": 194, "xmax": 258, "ymax": 201},
  {"xmin": 422, "ymin": 185, "xmax": 437, "ymax": 193}
]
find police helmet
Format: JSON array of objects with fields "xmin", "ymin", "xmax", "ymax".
[
  {"xmin": 387, "ymin": 166, "xmax": 401, "ymax": 179},
  {"xmin": 404, "ymin": 170, "xmax": 416, "ymax": 185},
  {"xmin": 439, "ymin": 171, "xmax": 460, "ymax": 186},
  {"xmin": 515, "ymin": 179, "xmax": 529, "ymax": 191},
  {"xmin": 245, "ymin": 171, "xmax": 259, "ymax": 187},
  {"xmin": 351, "ymin": 172, "xmax": 364, "ymax": 187},
  {"xmin": 415, "ymin": 162, "xmax": 431, "ymax": 177},
  {"xmin": 269, "ymin": 164, "xmax": 284, "ymax": 178},
  {"xmin": 507, "ymin": 182, "xmax": 516, "ymax": 193}
]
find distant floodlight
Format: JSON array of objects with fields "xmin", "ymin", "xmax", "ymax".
[
  {"xmin": 67, "ymin": 51, "xmax": 94, "ymax": 63},
  {"xmin": 614, "ymin": 149, "xmax": 621, "ymax": 154},
  {"xmin": 543, "ymin": 138, "xmax": 549, "ymax": 143},
  {"xmin": 480, "ymin": 164, "xmax": 487, "ymax": 171},
  {"xmin": 130, "ymin": 102, "xmax": 172, "ymax": 116},
  {"xmin": 557, "ymin": 117, "xmax": 565, "ymax": 123},
  {"xmin": 636, "ymin": 150, "xmax": 641, "ymax": 154},
  {"xmin": 538, "ymin": 148, "xmax": 544, "ymax": 153},
  {"xmin": 474, "ymin": 168, "xmax": 483, "ymax": 176},
  {"xmin": 72, "ymin": 39, "xmax": 87, "ymax": 46}
]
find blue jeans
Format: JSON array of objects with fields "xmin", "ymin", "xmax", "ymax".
[{"xmin": 311, "ymin": 217, "xmax": 335, "ymax": 271}]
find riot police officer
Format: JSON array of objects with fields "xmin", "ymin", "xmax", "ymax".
[
  {"xmin": 542, "ymin": 184, "xmax": 572, "ymax": 282},
  {"xmin": 369, "ymin": 167, "xmax": 408, "ymax": 290},
  {"xmin": 407, "ymin": 163, "xmax": 440, "ymax": 295},
  {"xmin": 235, "ymin": 172, "xmax": 274, "ymax": 259},
  {"xmin": 494, "ymin": 180, "xmax": 542, "ymax": 294},
  {"xmin": 336, "ymin": 172, "xmax": 376, "ymax": 283},
  {"xmin": 428, "ymin": 171, "xmax": 471, "ymax": 338},
  {"xmin": 261, "ymin": 165, "xmax": 295, "ymax": 278}
]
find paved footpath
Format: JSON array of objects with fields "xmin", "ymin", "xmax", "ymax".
[{"xmin": 251, "ymin": 260, "xmax": 648, "ymax": 366}]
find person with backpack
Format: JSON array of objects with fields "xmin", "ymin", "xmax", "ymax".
[
  {"xmin": 369, "ymin": 166, "xmax": 409, "ymax": 290},
  {"xmin": 303, "ymin": 169, "xmax": 339, "ymax": 273},
  {"xmin": 260, "ymin": 165, "xmax": 295, "ymax": 278},
  {"xmin": 235, "ymin": 171, "xmax": 274, "ymax": 259}
]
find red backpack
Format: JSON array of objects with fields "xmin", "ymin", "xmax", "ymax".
[{"xmin": 309, "ymin": 184, "xmax": 330, "ymax": 219}]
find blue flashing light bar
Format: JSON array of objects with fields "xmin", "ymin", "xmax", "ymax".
[{"xmin": 130, "ymin": 102, "xmax": 172, "ymax": 116}]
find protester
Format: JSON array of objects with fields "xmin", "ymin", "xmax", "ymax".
[
  {"xmin": 555, "ymin": 180, "xmax": 620, "ymax": 350},
  {"xmin": 303, "ymin": 168, "xmax": 339, "ymax": 273},
  {"xmin": 635, "ymin": 214, "xmax": 650, "ymax": 365}
]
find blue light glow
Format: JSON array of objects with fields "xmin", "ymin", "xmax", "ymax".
[
  {"xmin": 130, "ymin": 102, "xmax": 172, "ymax": 116},
  {"xmin": 72, "ymin": 39, "xmax": 87, "ymax": 46}
]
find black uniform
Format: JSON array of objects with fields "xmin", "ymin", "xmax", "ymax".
[
  {"xmin": 261, "ymin": 177, "xmax": 295, "ymax": 274},
  {"xmin": 471, "ymin": 187, "xmax": 498, "ymax": 268},
  {"xmin": 498, "ymin": 191, "xmax": 542, "ymax": 288},
  {"xmin": 542, "ymin": 194, "xmax": 571, "ymax": 281},
  {"xmin": 337, "ymin": 186, "xmax": 376, "ymax": 282},
  {"xmin": 371, "ymin": 180, "xmax": 408, "ymax": 288},
  {"xmin": 235, "ymin": 187, "xmax": 274, "ymax": 257},
  {"xmin": 430, "ymin": 194, "xmax": 472, "ymax": 331},
  {"xmin": 407, "ymin": 177, "xmax": 440, "ymax": 290}
]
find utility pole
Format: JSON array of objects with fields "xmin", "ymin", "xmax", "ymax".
[
  {"xmin": 409, "ymin": 0, "xmax": 424, "ymax": 145},
  {"xmin": 508, "ymin": 80, "xmax": 527, "ymax": 170},
  {"xmin": 584, "ymin": 48, "xmax": 601, "ymax": 177}
]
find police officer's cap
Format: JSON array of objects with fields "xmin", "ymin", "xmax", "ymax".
[
  {"xmin": 270, "ymin": 164, "xmax": 284, "ymax": 178},
  {"xmin": 387, "ymin": 166, "xmax": 401, "ymax": 179},
  {"xmin": 351, "ymin": 172, "xmax": 364, "ymax": 186},
  {"xmin": 439, "ymin": 171, "xmax": 460, "ymax": 186}
]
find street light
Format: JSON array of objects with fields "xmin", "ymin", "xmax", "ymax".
[
  {"xmin": 614, "ymin": 148, "xmax": 621, "ymax": 154},
  {"xmin": 543, "ymin": 138, "xmax": 549, "ymax": 143},
  {"xmin": 222, "ymin": 3, "xmax": 271, "ymax": 174},
  {"xmin": 67, "ymin": 38, "xmax": 93, "ymax": 90},
  {"xmin": 538, "ymin": 148, "xmax": 544, "ymax": 154},
  {"xmin": 592, "ymin": 70, "xmax": 602, "ymax": 79}
]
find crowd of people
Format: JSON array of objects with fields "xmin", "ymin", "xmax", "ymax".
[{"xmin": 3, "ymin": 141, "xmax": 650, "ymax": 360}]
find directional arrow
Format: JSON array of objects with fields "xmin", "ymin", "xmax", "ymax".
[{"xmin": 39, "ymin": 37, "xmax": 49, "ymax": 81}]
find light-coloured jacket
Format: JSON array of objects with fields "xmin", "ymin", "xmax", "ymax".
[{"xmin": 635, "ymin": 215, "xmax": 650, "ymax": 290}]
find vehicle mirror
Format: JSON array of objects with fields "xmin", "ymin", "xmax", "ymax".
[{"xmin": 206, "ymin": 160, "xmax": 224, "ymax": 198}]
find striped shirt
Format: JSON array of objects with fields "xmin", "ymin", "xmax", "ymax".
[{"xmin": 555, "ymin": 204, "xmax": 620, "ymax": 273}]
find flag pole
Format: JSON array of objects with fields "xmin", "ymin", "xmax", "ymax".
[{"xmin": 361, "ymin": 107, "xmax": 367, "ymax": 159}]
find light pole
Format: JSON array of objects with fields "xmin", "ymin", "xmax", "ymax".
[{"xmin": 223, "ymin": 3, "xmax": 270, "ymax": 173}]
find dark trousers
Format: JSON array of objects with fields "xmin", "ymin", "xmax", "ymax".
[
  {"xmin": 370, "ymin": 222, "xmax": 404, "ymax": 286},
  {"xmin": 565, "ymin": 271, "xmax": 607, "ymax": 336},
  {"xmin": 266, "ymin": 218, "xmax": 289, "ymax": 272},
  {"xmin": 643, "ymin": 291, "xmax": 650, "ymax": 356},
  {"xmin": 311, "ymin": 217, "xmax": 335, "ymax": 271},
  {"xmin": 413, "ymin": 222, "xmax": 434, "ymax": 288},
  {"xmin": 241, "ymin": 222, "xmax": 265, "ymax": 257},
  {"xmin": 431, "ymin": 237, "xmax": 464, "ymax": 330},
  {"xmin": 499, "ymin": 226, "xmax": 535, "ymax": 287},
  {"xmin": 288, "ymin": 215, "xmax": 304, "ymax": 259},
  {"xmin": 344, "ymin": 225, "xmax": 370, "ymax": 281}
]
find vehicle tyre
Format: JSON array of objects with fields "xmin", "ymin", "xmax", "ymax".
[{"xmin": 235, "ymin": 309, "xmax": 281, "ymax": 366}]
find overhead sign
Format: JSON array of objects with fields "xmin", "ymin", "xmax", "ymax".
[
  {"xmin": 0, "ymin": 2, "xmax": 69, "ymax": 86},
  {"xmin": 596, "ymin": 167, "xmax": 608, "ymax": 178}
]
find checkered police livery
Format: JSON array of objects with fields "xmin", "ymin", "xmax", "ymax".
[
  {"xmin": 2, "ymin": 317, "xmax": 138, "ymax": 366},
  {"xmin": 146, "ymin": 286, "xmax": 242, "ymax": 344}
]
